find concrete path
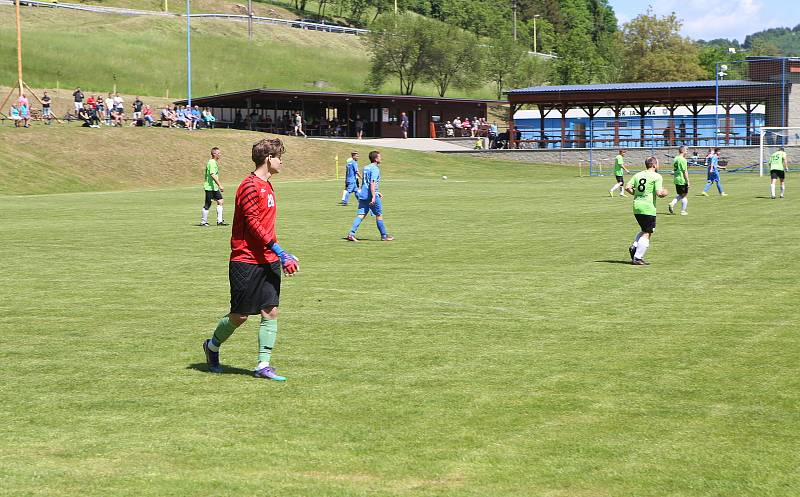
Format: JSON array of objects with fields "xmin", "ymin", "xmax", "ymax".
[{"xmin": 310, "ymin": 137, "xmax": 467, "ymax": 152}]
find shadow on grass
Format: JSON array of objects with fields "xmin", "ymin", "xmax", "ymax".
[
  {"xmin": 754, "ymin": 196, "xmax": 776, "ymax": 199},
  {"xmin": 186, "ymin": 363, "xmax": 253, "ymax": 377},
  {"xmin": 595, "ymin": 260, "xmax": 633, "ymax": 265}
]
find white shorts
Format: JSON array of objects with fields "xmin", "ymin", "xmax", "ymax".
[{"xmin": 74, "ymin": 102, "xmax": 83, "ymax": 112}]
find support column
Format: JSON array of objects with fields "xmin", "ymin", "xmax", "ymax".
[
  {"xmin": 508, "ymin": 103, "xmax": 519, "ymax": 149},
  {"xmin": 538, "ymin": 105, "xmax": 552, "ymax": 148},
  {"xmin": 689, "ymin": 103, "xmax": 706, "ymax": 146},
  {"xmin": 558, "ymin": 105, "xmax": 569, "ymax": 148},
  {"xmin": 612, "ymin": 103, "xmax": 622, "ymax": 147}
]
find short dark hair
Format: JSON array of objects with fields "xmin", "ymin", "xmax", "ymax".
[
  {"xmin": 368, "ymin": 150, "xmax": 380, "ymax": 162},
  {"xmin": 252, "ymin": 138, "xmax": 285, "ymax": 166},
  {"xmin": 645, "ymin": 156, "xmax": 658, "ymax": 169},
  {"xmin": 351, "ymin": 151, "xmax": 359, "ymax": 156},
  {"xmin": 210, "ymin": 147, "xmax": 220, "ymax": 156}
]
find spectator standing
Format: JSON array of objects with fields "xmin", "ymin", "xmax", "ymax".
[
  {"xmin": 104, "ymin": 93, "xmax": 114, "ymax": 125},
  {"xmin": 399, "ymin": 111, "xmax": 409, "ymax": 139},
  {"xmin": 72, "ymin": 87, "xmax": 84, "ymax": 114},
  {"xmin": 114, "ymin": 93, "xmax": 125, "ymax": 121},
  {"xmin": 293, "ymin": 112, "xmax": 306, "ymax": 137},
  {"xmin": 132, "ymin": 97, "xmax": 144, "ymax": 126},
  {"xmin": 41, "ymin": 91, "xmax": 53, "ymax": 124},
  {"xmin": 355, "ymin": 114, "xmax": 364, "ymax": 139}
]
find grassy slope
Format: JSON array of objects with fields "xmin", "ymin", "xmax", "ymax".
[
  {"xmin": 1, "ymin": 144, "xmax": 798, "ymax": 495},
  {"xmin": 0, "ymin": 4, "xmax": 496, "ymax": 100},
  {"xmin": 0, "ymin": 125, "xmax": 522, "ymax": 195}
]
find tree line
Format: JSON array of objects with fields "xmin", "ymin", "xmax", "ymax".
[{"xmin": 362, "ymin": 4, "xmax": 790, "ymax": 98}]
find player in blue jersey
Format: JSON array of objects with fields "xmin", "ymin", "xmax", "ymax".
[
  {"xmin": 346, "ymin": 151, "xmax": 393, "ymax": 242},
  {"xmin": 701, "ymin": 147, "xmax": 727, "ymax": 196},
  {"xmin": 340, "ymin": 151, "xmax": 361, "ymax": 206}
]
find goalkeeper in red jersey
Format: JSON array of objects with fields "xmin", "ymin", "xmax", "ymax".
[{"xmin": 202, "ymin": 138, "xmax": 299, "ymax": 381}]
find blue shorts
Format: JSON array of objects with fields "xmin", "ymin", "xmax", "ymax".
[
  {"xmin": 345, "ymin": 181, "xmax": 358, "ymax": 193},
  {"xmin": 707, "ymin": 172, "xmax": 720, "ymax": 182},
  {"xmin": 357, "ymin": 197, "xmax": 382, "ymax": 217}
]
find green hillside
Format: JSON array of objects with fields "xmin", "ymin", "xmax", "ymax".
[
  {"xmin": 0, "ymin": 125, "xmax": 522, "ymax": 195},
  {"xmin": 0, "ymin": 4, "xmax": 495, "ymax": 99}
]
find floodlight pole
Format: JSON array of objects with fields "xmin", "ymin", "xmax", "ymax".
[
  {"xmin": 714, "ymin": 62, "xmax": 719, "ymax": 147},
  {"xmin": 533, "ymin": 14, "xmax": 540, "ymax": 53},
  {"xmin": 186, "ymin": 0, "xmax": 192, "ymax": 108}
]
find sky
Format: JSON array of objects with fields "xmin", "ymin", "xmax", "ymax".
[{"xmin": 609, "ymin": 0, "xmax": 800, "ymax": 42}]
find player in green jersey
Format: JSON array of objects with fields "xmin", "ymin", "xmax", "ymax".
[
  {"xmin": 625, "ymin": 156, "xmax": 668, "ymax": 266},
  {"xmin": 609, "ymin": 149, "xmax": 630, "ymax": 197},
  {"xmin": 768, "ymin": 147, "xmax": 788, "ymax": 199},
  {"xmin": 201, "ymin": 147, "xmax": 227, "ymax": 226},
  {"xmin": 668, "ymin": 145, "xmax": 690, "ymax": 215}
]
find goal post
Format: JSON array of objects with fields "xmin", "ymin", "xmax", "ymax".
[{"xmin": 760, "ymin": 127, "xmax": 800, "ymax": 177}]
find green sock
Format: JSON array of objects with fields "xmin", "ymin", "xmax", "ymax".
[
  {"xmin": 209, "ymin": 316, "xmax": 238, "ymax": 350},
  {"xmin": 258, "ymin": 318, "xmax": 278, "ymax": 364}
]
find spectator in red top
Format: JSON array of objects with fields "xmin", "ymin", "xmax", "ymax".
[{"xmin": 202, "ymin": 137, "xmax": 300, "ymax": 382}]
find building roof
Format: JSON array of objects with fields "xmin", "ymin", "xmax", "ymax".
[
  {"xmin": 506, "ymin": 80, "xmax": 778, "ymax": 96},
  {"xmin": 175, "ymin": 88, "xmax": 505, "ymax": 106}
]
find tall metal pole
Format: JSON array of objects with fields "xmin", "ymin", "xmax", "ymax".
[
  {"xmin": 512, "ymin": 0, "xmax": 517, "ymax": 41},
  {"xmin": 394, "ymin": 0, "xmax": 397, "ymax": 14},
  {"xmin": 15, "ymin": 0, "xmax": 23, "ymax": 95},
  {"xmin": 248, "ymin": 0, "xmax": 253, "ymax": 41},
  {"xmin": 186, "ymin": 0, "xmax": 192, "ymax": 108},
  {"xmin": 714, "ymin": 62, "xmax": 719, "ymax": 147},
  {"xmin": 533, "ymin": 15, "xmax": 539, "ymax": 53}
]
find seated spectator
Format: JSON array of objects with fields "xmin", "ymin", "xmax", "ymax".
[
  {"xmin": 202, "ymin": 108, "xmax": 216, "ymax": 129},
  {"xmin": 143, "ymin": 105, "xmax": 155, "ymax": 126},
  {"xmin": 160, "ymin": 107, "xmax": 174, "ymax": 128},
  {"xmin": 452, "ymin": 117, "xmax": 462, "ymax": 131},
  {"xmin": 461, "ymin": 118, "xmax": 471, "ymax": 137},
  {"xmin": 86, "ymin": 94, "xmax": 96, "ymax": 111},
  {"xmin": 184, "ymin": 106, "xmax": 197, "ymax": 130},
  {"xmin": 79, "ymin": 104, "xmax": 100, "ymax": 128},
  {"xmin": 471, "ymin": 117, "xmax": 479, "ymax": 137},
  {"xmin": 191, "ymin": 106, "xmax": 202, "ymax": 129},
  {"xmin": 10, "ymin": 104, "xmax": 22, "ymax": 127},
  {"xmin": 18, "ymin": 103, "xmax": 31, "ymax": 128},
  {"xmin": 175, "ymin": 106, "xmax": 188, "ymax": 128},
  {"xmin": 112, "ymin": 105, "xmax": 124, "ymax": 127},
  {"xmin": 444, "ymin": 120, "xmax": 454, "ymax": 137},
  {"xmin": 489, "ymin": 122, "xmax": 498, "ymax": 147}
]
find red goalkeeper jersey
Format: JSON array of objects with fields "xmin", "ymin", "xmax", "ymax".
[{"xmin": 230, "ymin": 173, "xmax": 279, "ymax": 265}]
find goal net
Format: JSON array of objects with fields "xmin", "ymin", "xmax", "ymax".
[{"xmin": 760, "ymin": 127, "xmax": 800, "ymax": 176}]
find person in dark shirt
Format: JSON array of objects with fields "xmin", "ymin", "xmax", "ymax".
[{"xmin": 72, "ymin": 88, "xmax": 84, "ymax": 115}]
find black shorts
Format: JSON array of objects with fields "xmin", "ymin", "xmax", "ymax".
[
  {"xmin": 229, "ymin": 261, "xmax": 281, "ymax": 315},
  {"xmin": 675, "ymin": 184, "xmax": 689, "ymax": 195},
  {"xmin": 634, "ymin": 214, "xmax": 656, "ymax": 233},
  {"xmin": 205, "ymin": 190, "xmax": 223, "ymax": 203},
  {"xmin": 771, "ymin": 170, "xmax": 785, "ymax": 180},
  {"xmin": 615, "ymin": 175, "xmax": 624, "ymax": 184}
]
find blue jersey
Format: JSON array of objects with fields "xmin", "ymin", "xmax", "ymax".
[
  {"xmin": 358, "ymin": 163, "xmax": 380, "ymax": 201},
  {"xmin": 706, "ymin": 154, "xmax": 719, "ymax": 174},
  {"xmin": 345, "ymin": 158, "xmax": 358, "ymax": 183}
]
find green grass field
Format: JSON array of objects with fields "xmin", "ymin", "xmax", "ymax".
[{"xmin": 2, "ymin": 141, "xmax": 799, "ymax": 496}]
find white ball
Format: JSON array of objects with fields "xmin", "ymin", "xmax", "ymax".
[{"xmin": 442, "ymin": 175, "xmax": 448, "ymax": 180}]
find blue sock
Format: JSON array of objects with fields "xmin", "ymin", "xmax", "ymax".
[
  {"xmin": 703, "ymin": 182, "xmax": 712, "ymax": 193},
  {"xmin": 350, "ymin": 216, "xmax": 364, "ymax": 235},
  {"xmin": 717, "ymin": 182, "xmax": 724, "ymax": 194},
  {"xmin": 376, "ymin": 220, "xmax": 387, "ymax": 237}
]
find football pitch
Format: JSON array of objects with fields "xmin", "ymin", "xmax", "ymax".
[{"xmin": 2, "ymin": 169, "xmax": 798, "ymax": 497}]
